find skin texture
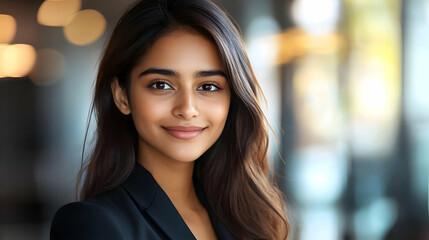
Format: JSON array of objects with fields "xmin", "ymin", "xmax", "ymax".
[{"xmin": 111, "ymin": 29, "xmax": 231, "ymax": 240}]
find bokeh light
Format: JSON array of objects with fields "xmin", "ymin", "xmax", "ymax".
[
  {"xmin": 293, "ymin": 57, "xmax": 342, "ymax": 142},
  {"xmin": 30, "ymin": 48, "xmax": 66, "ymax": 86},
  {"xmin": 261, "ymin": 28, "xmax": 346, "ymax": 65},
  {"xmin": 291, "ymin": 146, "xmax": 347, "ymax": 205},
  {"xmin": 345, "ymin": 0, "xmax": 401, "ymax": 159},
  {"xmin": 37, "ymin": 0, "xmax": 81, "ymax": 27},
  {"xmin": 63, "ymin": 9, "xmax": 106, "ymax": 46},
  {"xmin": 0, "ymin": 14, "xmax": 17, "ymax": 44},
  {"xmin": 0, "ymin": 44, "xmax": 36, "ymax": 78},
  {"xmin": 291, "ymin": 0, "xmax": 341, "ymax": 34},
  {"xmin": 0, "ymin": 44, "xmax": 8, "ymax": 78},
  {"xmin": 300, "ymin": 207, "xmax": 342, "ymax": 240},
  {"xmin": 354, "ymin": 198, "xmax": 398, "ymax": 239}
]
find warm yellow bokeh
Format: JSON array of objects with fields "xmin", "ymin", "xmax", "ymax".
[
  {"xmin": 0, "ymin": 14, "xmax": 17, "ymax": 44},
  {"xmin": 0, "ymin": 44, "xmax": 37, "ymax": 78},
  {"xmin": 344, "ymin": 0, "xmax": 401, "ymax": 159},
  {"xmin": 37, "ymin": 0, "xmax": 81, "ymax": 26},
  {"xmin": 0, "ymin": 44, "xmax": 8, "ymax": 78},
  {"xmin": 261, "ymin": 28, "xmax": 346, "ymax": 65},
  {"xmin": 63, "ymin": 9, "xmax": 106, "ymax": 46}
]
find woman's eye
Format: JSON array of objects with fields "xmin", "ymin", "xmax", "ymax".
[
  {"xmin": 149, "ymin": 81, "xmax": 173, "ymax": 90},
  {"xmin": 197, "ymin": 84, "xmax": 219, "ymax": 92}
]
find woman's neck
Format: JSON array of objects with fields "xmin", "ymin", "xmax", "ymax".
[{"xmin": 137, "ymin": 147, "xmax": 201, "ymax": 211}]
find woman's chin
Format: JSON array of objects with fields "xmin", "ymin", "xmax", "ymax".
[{"xmin": 169, "ymin": 153, "xmax": 203, "ymax": 164}]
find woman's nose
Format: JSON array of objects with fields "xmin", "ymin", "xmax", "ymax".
[{"xmin": 172, "ymin": 89, "xmax": 199, "ymax": 120}]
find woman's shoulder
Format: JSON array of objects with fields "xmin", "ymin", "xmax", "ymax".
[
  {"xmin": 52, "ymin": 201, "xmax": 112, "ymax": 223},
  {"xmin": 51, "ymin": 200, "xmax": 124, "ymax": 239},
  {"xmin": 50, "ymin": 187, "xmax": 131, "ymax": 240}
]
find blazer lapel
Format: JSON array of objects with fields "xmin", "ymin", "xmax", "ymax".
[
  {"xmin": 121, "ymin": 163, "xmax": 196, "ymax": 240},
  {"xmin": 122, "ymin": 162, "xmax": 237, "ymax": 240}
]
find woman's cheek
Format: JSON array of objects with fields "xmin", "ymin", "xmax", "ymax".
[{"xmin": 205, "ymin": 100, "xmax": 230, "ymax": 126}]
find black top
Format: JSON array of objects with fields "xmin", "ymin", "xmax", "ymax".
[{"xmin": 50, "ymin": 162, "xmax": 236, "ymax": 240}]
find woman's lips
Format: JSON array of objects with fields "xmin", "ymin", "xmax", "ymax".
[{"xmin": 162, "ymin": 126, "xmax": 206, "ymax": 140}]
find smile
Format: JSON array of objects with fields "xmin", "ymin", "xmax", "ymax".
[{"xmin": 162, "ymin": 126, "xmax": 206, "ymax": 140}]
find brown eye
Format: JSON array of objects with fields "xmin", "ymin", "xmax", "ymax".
[
  {"xmin": 198, "ymin": 84, "xmax": 219, "ymax": 92},
  {"xmin": 149, "ymin": 81, "xmax": 172, "ymax": 90}
]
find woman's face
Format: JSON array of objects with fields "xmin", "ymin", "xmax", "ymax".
[{"xmin": 113, "ymin": 29, "xmax": 230, "ymax": 164}]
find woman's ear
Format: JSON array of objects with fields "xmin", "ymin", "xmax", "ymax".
[{"xmin": 111, "ymin": 77, "xmax": 131, "ymax": 115}]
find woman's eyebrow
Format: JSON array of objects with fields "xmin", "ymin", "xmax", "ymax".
[
  {"xmin": 139, "ymin": 68, "xmax": 178, "ymax": 77},
  {"xmin": 194, "ymin": 70, "xmax": 226, "ymax": 78},
  {"xmin": 138, "ymin": 68, "xmax": 226, "ymax": 78}
]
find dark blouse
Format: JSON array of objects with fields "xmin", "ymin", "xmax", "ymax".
[{"xmin": 50, "ymin": 162, "xmax": 236, "ymax": 240}]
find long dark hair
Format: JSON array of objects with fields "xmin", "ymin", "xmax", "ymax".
[{"xmin": 77, "ymin": 0, "xmax": 289, "ymax": 239}]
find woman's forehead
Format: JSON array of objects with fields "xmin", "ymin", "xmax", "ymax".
[{"xmin": 132, "ymin": 29, "xmax": 224, "ymax": 75}]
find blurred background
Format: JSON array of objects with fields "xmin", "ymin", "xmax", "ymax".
[{"xmin": 0, "ymin": 0, "xmax": 428, "ymax": 239}]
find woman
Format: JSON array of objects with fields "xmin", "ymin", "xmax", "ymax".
[{"xmin": 50, "ymin": 0, "xmax": 289, "ymax": 239}]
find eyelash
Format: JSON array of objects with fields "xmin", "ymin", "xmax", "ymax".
[
  {"xmin": 197, "ymin": 82, "xmax": 222, "ymax": 92},
  {"xmin": 148, "ymin": 80, "xmax": 173, "ymax": 91},
  {"xmin": 147, "ymin": 80, "xmax": 222, "ymax": 92}
]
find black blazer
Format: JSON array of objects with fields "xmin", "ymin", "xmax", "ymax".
[{"xmin": 50, "ymin": 162, "xmax": 236, "ymax": 240}]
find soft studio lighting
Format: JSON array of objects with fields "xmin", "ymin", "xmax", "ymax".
[
  {"xmin": 37, "ymin": 0, "xmax": 81, "ymax": 26},
  {"xmin": 63, "ymin": 9, "xmax": 106, "ymax": 46},
  {"xmin": 0, "ymin": 14, "xmax": 17, "ymax": 44}
]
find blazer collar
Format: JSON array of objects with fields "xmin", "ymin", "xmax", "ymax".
[{"xmin": 121, "ymin": 162, "xmax": 236, "ymax": 240}]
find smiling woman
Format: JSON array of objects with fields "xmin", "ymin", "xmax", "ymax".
[
  {"xmin": 112, "ymin": 30, "xmax": 231, "ymax": 164},
  {"xmin": 50, "ymin": 0, "xmax": 289, "ymax": 239}
]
